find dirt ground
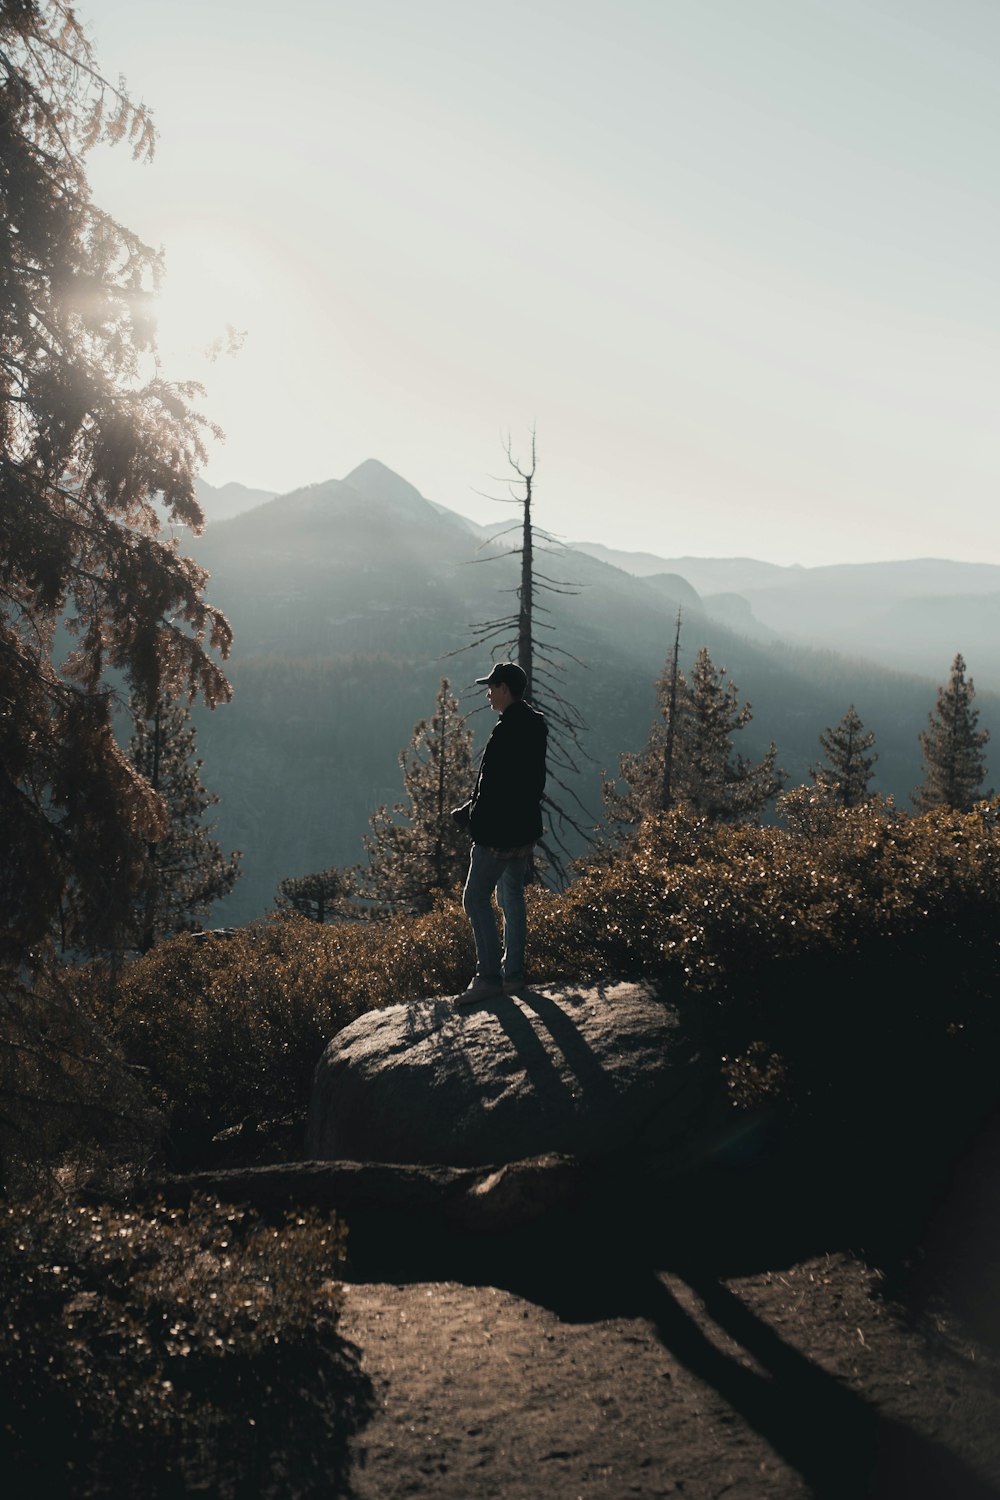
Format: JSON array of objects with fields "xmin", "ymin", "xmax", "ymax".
[
  {"xmin": 336, "ymin": 1252, "xmax": 1000, "ymax": 1500},
  {"xmin": 329, "ymin": 1122, "xmax": 1000, "ymax": 1500}
]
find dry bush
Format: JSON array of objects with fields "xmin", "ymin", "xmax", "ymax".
[
  {"xmin": 0, "ymin": 1193, "xmax": 364, "ymax": 1497},
  {"xmin": 530, "ymin": 799, "xmax": 1000, "ymax": 990},
  {"xmin": 0, "ymin": 970, "xmax": 161, "ymax": 1194},
  {"xmin": 69, "ymin": 801, "xmax": 1000, "ymax": 1163},
  {"xmin": 529, "ymin": 802, "xmax": 1000, "ymax": 1148},
  {"xmin": 79, "ymin": 904, "xmax": 475, "ymax": 1156}
]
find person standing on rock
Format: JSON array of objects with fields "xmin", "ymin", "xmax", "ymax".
[{"xmin": 452, "ymin": 662, "xmax": 547, "ymax": 1003}]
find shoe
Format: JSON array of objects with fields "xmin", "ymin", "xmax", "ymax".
[
  {"xmin": 456, "ymin": 976, "xmax": 503, "ymax": 1007},
  {"xmin": 502, "ymin": 973, "xmax": 526, "ymax": 994}
]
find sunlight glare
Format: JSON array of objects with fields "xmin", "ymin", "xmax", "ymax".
[{"xmin": 152, "ymin": 234, "xmax": 260, "ymax": 368}]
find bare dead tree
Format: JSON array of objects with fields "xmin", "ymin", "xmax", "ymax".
[
  {"xmin": 448, "ymin": 431, "xmax": 592, "ymax": 879},
  {"xmin": 661, "ymin": 609, "xmax": 683, "ymax": 812}
]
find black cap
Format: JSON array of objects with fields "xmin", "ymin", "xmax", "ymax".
[{"xmin": 475, "ymin": 661, "xmax": 527, "ymax": 695}]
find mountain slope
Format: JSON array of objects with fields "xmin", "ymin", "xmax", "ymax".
[
  {"xmin": 194, "ymin": 478, "xmax": 277, "ymax": 523},
  {"xmin": 183, "ymin": 463, "xmax": 1000, "ymax": 926},
  {"xmin": 574, "ymin": 543, "xmax": 1000, "ymax": 689}
]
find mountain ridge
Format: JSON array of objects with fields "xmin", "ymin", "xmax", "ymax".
[
  {"xmin": 192, "ymin": 467, "xmax": 1000, "ymax": 689},
  {"xmin": 178, "ymin": 460, "xmax": 1000, "ymax": 927}
]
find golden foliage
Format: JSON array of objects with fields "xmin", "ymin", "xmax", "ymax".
[
  {"xmin": 0, "ymin": 1193, "xmax": 353, "ymax": 1495},
  {"xmin": 530, "ymin": 800, "xmax": 1000, "ymax": 987},
  {"xmin": 72, "ymin": 800, "xmax": 1000, "ymax": 1149},
  {"xmin": 1, "ymin": 1, "xmax": 232, "ymax": 968},
  {"xmin": 82, "ymin": 904, "xmax": 475, "ymax": 1150}
]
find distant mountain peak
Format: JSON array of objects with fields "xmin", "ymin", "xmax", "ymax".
[{"xmin": 342, "ymin": 458, "xmax": 429, "ymax": 512}]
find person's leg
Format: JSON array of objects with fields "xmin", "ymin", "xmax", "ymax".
[
  {"xmin": 462, "ymin": 844, "xmax": 504, "ymax": 982},
  {"xmin": 496, "ymin": 853, "xmax": 530, "ymax": 980}
]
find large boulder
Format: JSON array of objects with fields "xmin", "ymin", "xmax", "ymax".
[{"xmin": 306, "ymin": 981, "xmax": 721, "ymax": 1171}]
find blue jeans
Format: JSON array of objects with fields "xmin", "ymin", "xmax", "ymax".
[{"xmin": 462, "ymin": 843, "xmax": 531, "ymax": 981}]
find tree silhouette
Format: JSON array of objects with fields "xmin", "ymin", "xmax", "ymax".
[
  {"xmin": 604, "ymin": 610, "xmax": 685, "ymax": 831},
  {"xmin": 681, "ymin": 647, "xmax": 781, "ymax": 820},
  {"xmin": 810, "ymin": 706, "xmax": 878, "ymax": 809},
  {"xmin": 276, "ymin": 867, "xmax": 357, "ymax": 925},
  {"xmin": 457, "ymin": 432, "xmax": 590, "ymax": 875},
  {"xmin": 606, "ymin": 639, "xmax": 781, "ymax": 830},
  {"xmin": 914, "ymin": 653, "xmax": 989, "ymax": 812},
  {"xmin": 1, "ymin": 1, "xmax": 231, "ymax": 1185},
  {"xmin": 126, "ymin": 695, "xmax": 241, "ymax": 951},
  {"xmin": 0, "ymin": 0, "xmax": 231, "ymax": 970},
  {"xmin": 359, "ymin": 677, "xmax": 475, "ymax": 913}
]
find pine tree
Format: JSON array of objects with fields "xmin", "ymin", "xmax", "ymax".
[
  {"xmin": 606, "ymin": 641, "xmax": 780, "ymax": 830},
  {"xmin": 914, "ymin": 653, "xmax": 989, "ymax": 812},
  {"xmin": 360, "ymin": 678, "xmax": 475, "ymax": 913},
  {"xmin": 276, "ymin": 868, "xmax": 356, "ymax": 925},
  {"xmin": 682, "ymin": 647, "xmax": 781, "ymax": 821},
  {"xmin": 0, "ymin": 1, "xmax": 231, "ymax": 970},
  {"xmin": 810, "ymin": 706, "xmax": 877, "ymax": 808},
  {"xmin": 127, "ymin": 695, "xmax": 241, "ymax": 951},
  {"xmin": 604, "ymin": 611, "xmax": 686, "ymax": 830}
]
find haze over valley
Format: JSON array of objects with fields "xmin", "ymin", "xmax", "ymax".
[{"xmin": 183, "ymin": 462, "xmax": 1000, "ymax": 926}]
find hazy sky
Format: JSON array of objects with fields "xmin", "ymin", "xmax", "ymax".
[{"xmin": 79, "ymin": 0, "xmax": 999, "ymax": 565}]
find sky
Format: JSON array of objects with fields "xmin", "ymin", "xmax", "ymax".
[{"xmin": 78, "ymin": 0, "xmax": 1000, "ymax": 566}]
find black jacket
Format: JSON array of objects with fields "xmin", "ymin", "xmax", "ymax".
[{"xmin": 460, "ymin": 698, "xmax": 547, "ymax": 848}]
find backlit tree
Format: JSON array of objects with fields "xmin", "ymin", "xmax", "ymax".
[
  {"xmin": 604, "ymin": 610, "xmax": 686, "ymax": 829},
  {"xmin": 914, "ymin": 653, "xmax": 989, "ymax": 812},
  {"xmin": 276, "ymin": 867, "xmax": 357, "ymax": 925},
  {"xmin": 606, "ymin": 641, "xmax": 781, "ymax": 830},
  {"xmin": 0, "ymin": 0, "xmax": 231, "ymax": 969},
  {"xmin": 126, "ymin": 694, "xmax": 241, "ymax": 951},
  {"xmin": 810, "ymin": 705, "xmax": 878, "ymax": 809},
  {"xmin": 360, "ymin": 678, "xmax": 475, "ymax": 913}
]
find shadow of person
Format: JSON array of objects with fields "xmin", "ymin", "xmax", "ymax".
[
  {"xmin": 484, "ymin": 993, "xmax": 582, "ymax": 1110},
  {"xmin": 515, "ymin": 987, "xmax": 619, "ymax": 1102},
  {"xmin": 481, "ymin": 988, "xmax": 621, "ymax": 1119},
  {"xmin": 633, "ymin": 1266, "xmax": 1000, "ymax": 1500}
]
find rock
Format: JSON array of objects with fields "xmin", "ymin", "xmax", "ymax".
[
  {"xmin": 448, "ymin": 1152, "xmax": 591, "ymax": 1233},
  {"xmin": 306, "ymin": 981, "xmax": 720, "ymax": 1171},
  {"xmin": 146, "ymin": 1152, "xmax": 589, "ymax": 1235}
]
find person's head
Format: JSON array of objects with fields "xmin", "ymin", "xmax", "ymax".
[{"xmin": 476, "ymin": 661, "xmax": 526, "ymax": 713}]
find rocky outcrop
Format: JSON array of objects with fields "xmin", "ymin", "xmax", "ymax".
[
  {"xmin": 306, "ymin": 981, "xmax": 720, "ymax": 1172},
  {"xmin": 148, "ymin": 1152, "xmax": 589, "ymax": 1235}
]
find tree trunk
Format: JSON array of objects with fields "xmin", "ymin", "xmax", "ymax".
[
  {"xmin": 518, "ymin": 464, "xmax": 534, "ymax": 701},
  {"xmin": 140, "ymin": 700, "xmax": 163, "ymax": 954}
]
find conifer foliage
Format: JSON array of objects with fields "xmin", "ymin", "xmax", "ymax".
[
  {"xmin": 604, "ymin": 611, "xmax": 686, "ymax": 828},
  {"xmin": 126, "ymin": 695, "xmax": 241, "ymax": 951},
  {"xmin": 277, "ymin": 867, "xmax": 356, "ymax": 925},
  {"xmin": 914, "ymin": 653, "xmax": 990, "ymax": 812},
  {"xmin": 810, "ymin": 705, "xmax": 878, "ymax": 809},
  {"xmin": 0, "ymin": 1, "xmax": 231, "ymax": 968},
  {"xmin": 606, "ymin": 640, "xmax": 781, "ymax": 830},
  {"xmin": 359, "ymin": 678, "xmax": 475, "ymax": 913}
]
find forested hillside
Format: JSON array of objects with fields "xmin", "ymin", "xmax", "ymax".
[{"xmin": 184, "ymin": 463, "xmax": 998, "ymax": 925}]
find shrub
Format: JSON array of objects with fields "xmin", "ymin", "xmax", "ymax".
[
  {"xmin": 0, "ymin": 1193, "xmax": 362, "ymax": 1498},
  {"xmin": 69, "ymin": 801, "xmax": 1000, "ymax": 1164},
  {"xmin": 0, "ymin": 969, "xmax": 161, "ymax": 1194},
  {"xmin": 531, "ymin": 803, "xmax": 1000, "ymax": 1151},
  {"xmin": 80, "ymin": 904, "xmax": 475, "ymax": 1157},
  {"xmin": 531, "ymin": 800, "xmax": 1000, "ymax": 991}
]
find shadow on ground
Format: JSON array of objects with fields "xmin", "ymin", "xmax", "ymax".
[{"xmin": 339, "ymin": 1105, "xmax": 1000, "ymax": 1500}]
